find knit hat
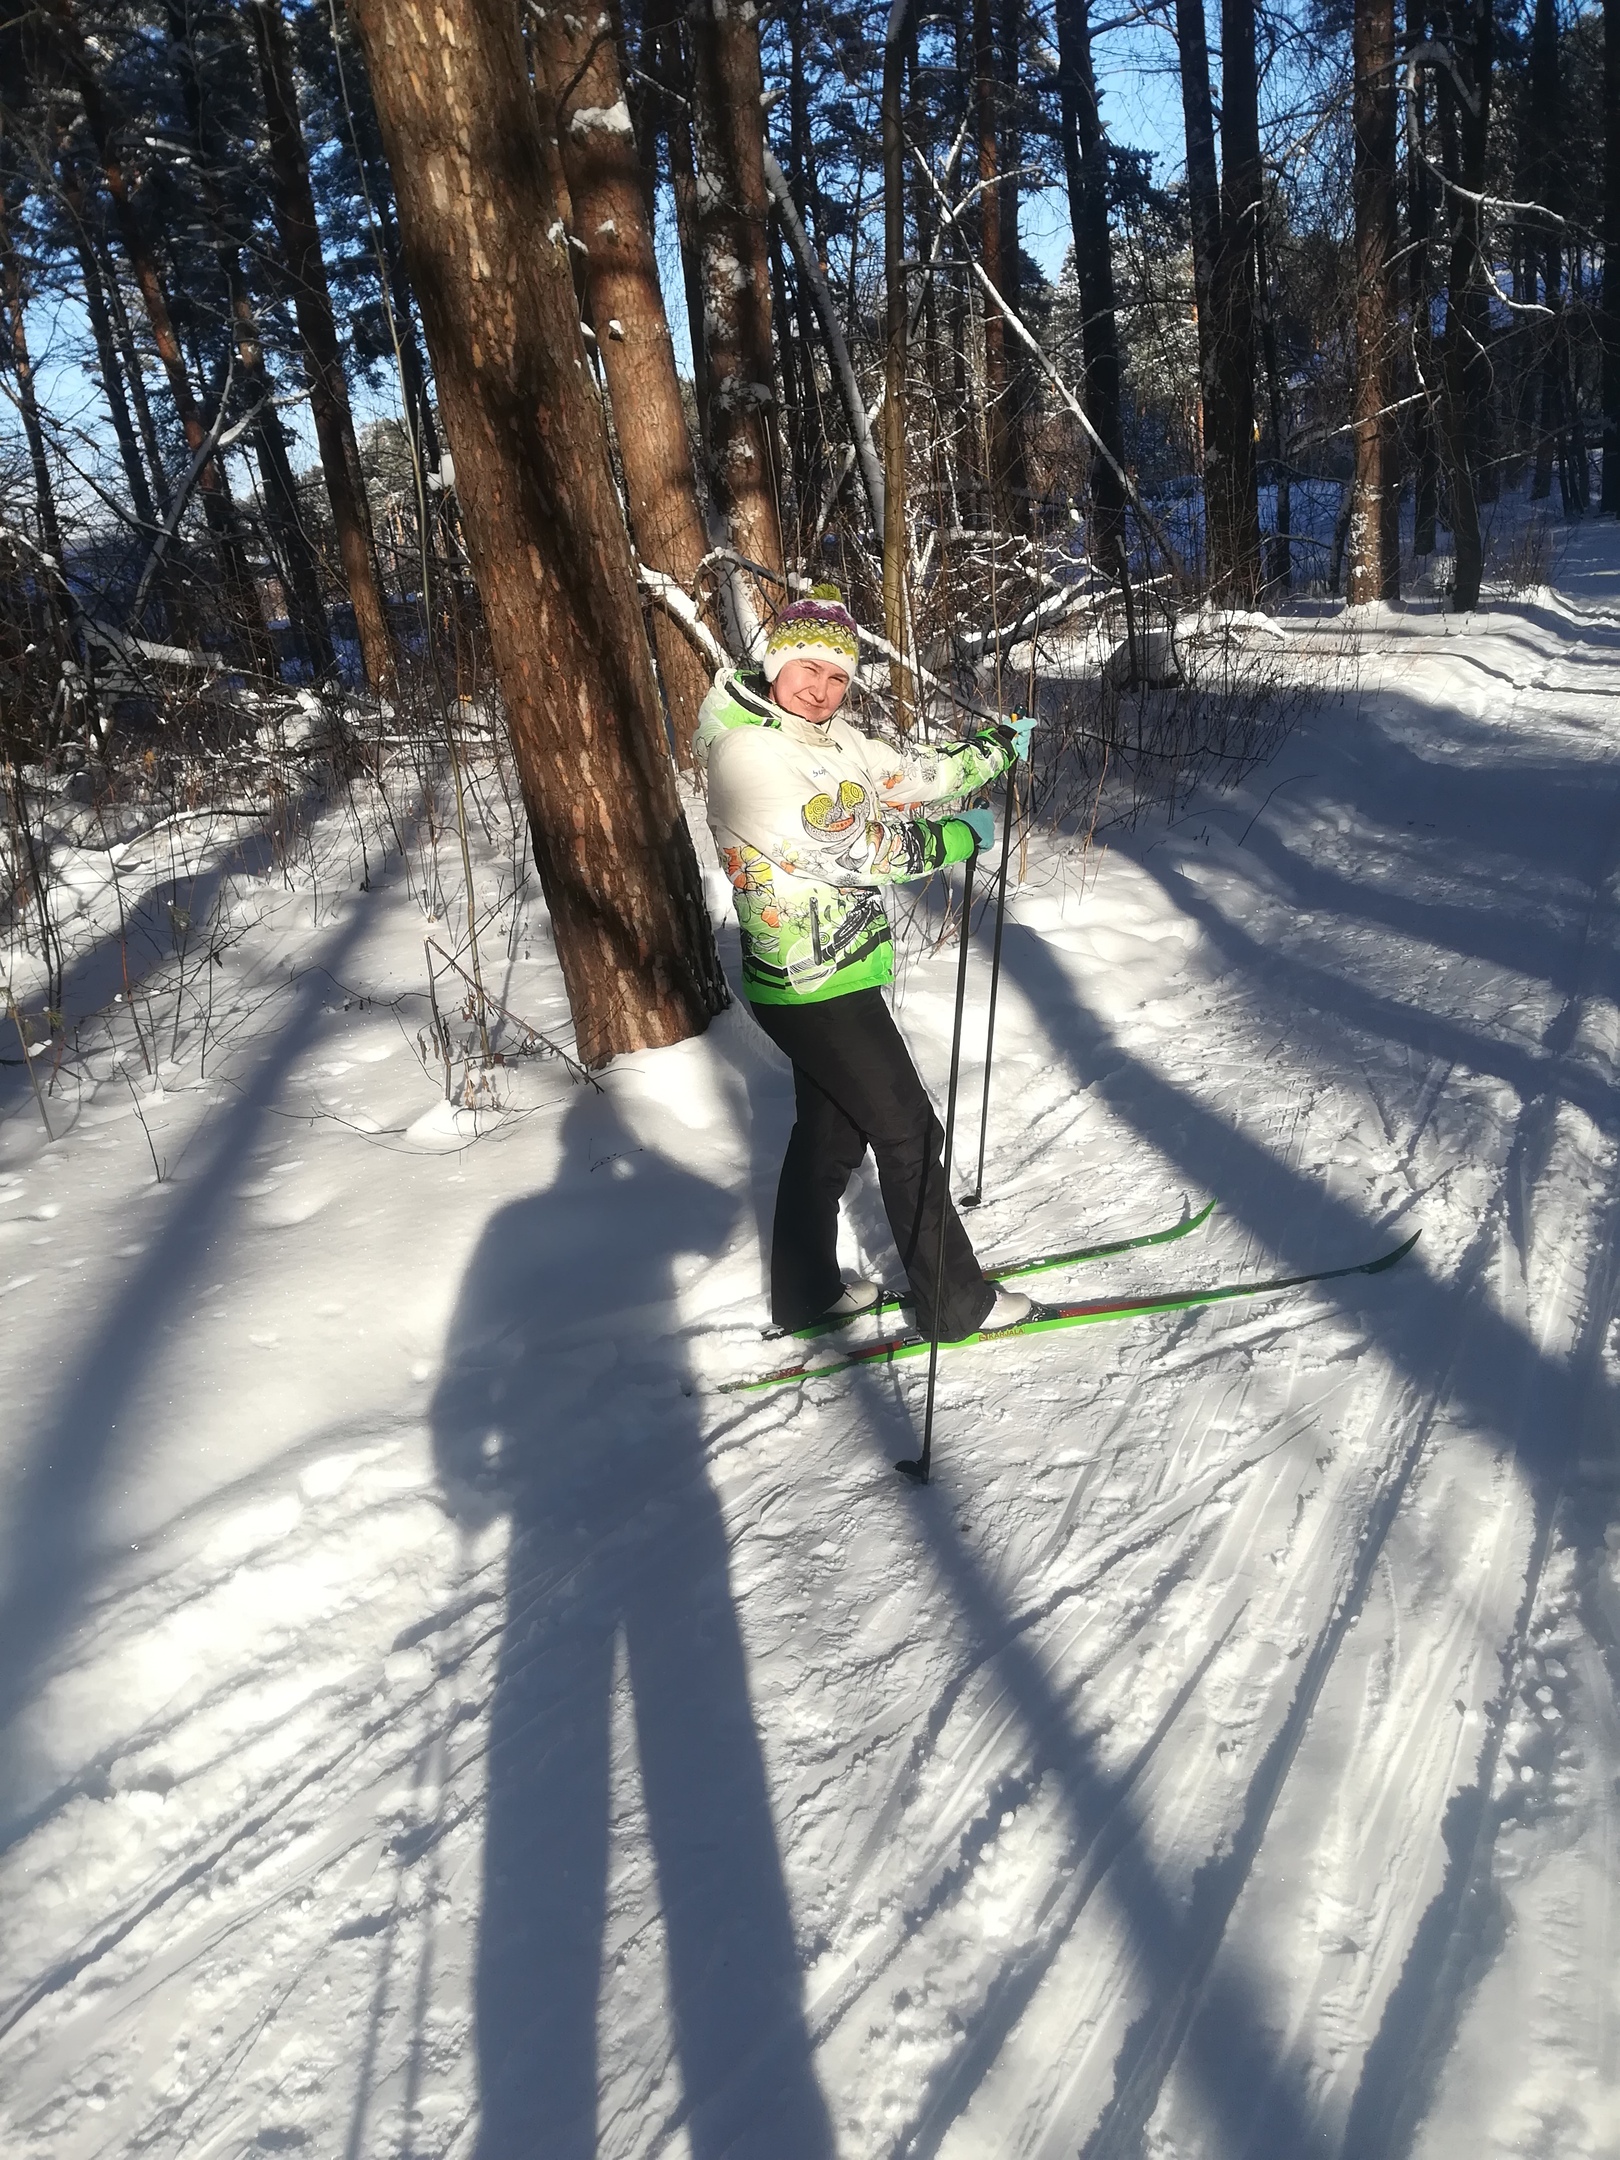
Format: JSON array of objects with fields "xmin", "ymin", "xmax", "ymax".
[{"xmin": 763, "ymin": 584, "xmax": 860, "ymax": 683}]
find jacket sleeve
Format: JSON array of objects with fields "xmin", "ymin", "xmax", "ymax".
[
  {"xmin": 859, "ymin": 724, "xmax": 1013, "ymax": 810},
  {"xmin": 707, "ymin": 729, "xmax": 978, "ymax": 890}
]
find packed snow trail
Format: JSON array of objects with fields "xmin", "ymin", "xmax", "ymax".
[{"xmin": 5, "ymin": 528, "xmax": 1620, "ymax": 2157}]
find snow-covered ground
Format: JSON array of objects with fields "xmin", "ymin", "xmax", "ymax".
[{"xmin": 7, "ymin": 525, "xmax": 1620, "ymax": 2159}]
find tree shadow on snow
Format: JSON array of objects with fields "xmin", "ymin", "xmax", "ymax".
[
  {"xmin": 0, "ymin": 897, "xmax": 376, "ymax": 1847},
  {"xmin": 429, "ymin": 1086, "xmax": 834, "ymax": 2160},
  {"xmin": 945, "ymin": 861, "xmax": 1620, "ymax": 2155}
]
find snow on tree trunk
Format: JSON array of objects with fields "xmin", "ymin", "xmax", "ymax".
[
  {"xmin": 530, "ymin": 0, "xmax": 716, "ymax": 769},
  {"xmin": 685, "ymin": 0, "xmax": 784, "ymax": 635},
  {"xmin": 1349, "ymin": 0, "xmax": 1401, "ymax": 605},
  {"xmin": 249, "ymin": 0, "xmax": 395, "ymax": 691},
  {"xmin": 346, "ymin": 0, "xmax": 728, "ymax": 1067}
]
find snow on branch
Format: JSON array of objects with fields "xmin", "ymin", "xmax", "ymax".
[{"xmin": 637, "ymin": 562, "xmax": 730, "ymax": 674}]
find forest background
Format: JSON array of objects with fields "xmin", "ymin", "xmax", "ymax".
[{"xmin": 3, "ymin": 0, "xmax": 1617, "ymax": 1073}]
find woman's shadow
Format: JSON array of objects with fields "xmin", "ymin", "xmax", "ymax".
[{"xmin": 430, "ymin": 1086, "xmax": 834, "ymax": 2160}]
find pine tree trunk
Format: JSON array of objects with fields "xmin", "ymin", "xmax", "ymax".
[
  {"xmin": 1207, "ymin": 0, "xmax": 1264, "ymax": 601},
  {"xmin": 684, "ymin": 0, "xmax": 784, "ymax": 634},
  {"xmin": 1528, "ymin": 0, "xmax": 1561, "ymax": 505},
  {"xmin": 1173, "ymin": 0, "xmax": 1224, "ymax": 580},
  {"xmin": 883, "ymin": 0, "xmax": 912, "ymax": 715},
  {"xmin": 1438, "ymin": 0, "xmax": 1493, "ymax": 610},
  {"xmin": 51, "ymin": 0, "xmax": 274, "ymax": 668},
  {"xmin": 1055, "ymin": 0, "xmax": 1127, "ymax": 582},
  {"xmin": 1255, "ymin": 201, "xmax": 1292, "ymax": 586},
  {"xmin": 56, "ymin": 145, "xmax": 156, "ymax": 536},
  {"xmin": 0, "ymin": 194, "xmax": 69, "ymax": 671},
  {"xmin": 58, "ymin": 153, "xmax": 195, "ymax": 646},
  {"xmin": 1602, "ymin": 0, "xmax": 1620, "ymax": 511},
  {"xmin": 345, "ymin": 0, "xmax": 727, "ymax": 1065},
  {"xmin": 646, "ymin": 0, "xmax": 711, "ymax": 420},
  {"xmin": 998, "ymin": 0, "xmax": 1032, "ymax": 527},
  {"xmin": 1349, "ymin": 0, "xmax": 1401, "ymax": 602},
  {"xmin": 528, "ymin": 0, "xmax": 715, "ymax": 766},
  {"xmin": 160, "ymin": 0, "xmax": 332, "ymax": 681},
  {"xmin": 90, "ymin": 210, "xmax": 169, "ymax": 512},
  {"xmin": 249, "ymin": 0, "xmax": 394, "ymax": 689},
  {"xmin": 973, "ymin": 0, "xmax": 1014, "ymax": 529},
  {"xmin": 1408, "ymin": 0, "xmax": 1440, "ymax": 553}
]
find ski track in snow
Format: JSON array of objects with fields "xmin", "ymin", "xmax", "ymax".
[{"xmin": 7, "ymin": 536, "xmax": 1620, "ymax": 2156}]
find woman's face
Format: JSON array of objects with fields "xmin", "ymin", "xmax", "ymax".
[{"xmin": 772, "ymin": 656, "xmax": 852, "ymax": 723}]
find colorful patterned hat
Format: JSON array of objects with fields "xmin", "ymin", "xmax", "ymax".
[{"xmin": 763, "ymin": 584, "xmax": 860, "ymax": 683}]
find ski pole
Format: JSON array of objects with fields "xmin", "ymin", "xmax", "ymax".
[
  {"xmin": 961, "ymin": 762, "xmax": 1018, "ymax": 1212},
  {"xmin": 896, "ymin": 846, "xmax": 977, "ymax": 1487}
]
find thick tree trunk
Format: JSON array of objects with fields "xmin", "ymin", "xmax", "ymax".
[
  {"xmin": 1603, "ymin": 0, "xmax": 1620, "ymax": 511},
  {"xmin": 1349, "ymin": 0, "xmax": 1401, "ymax": 602},
  {"xmin": 528, "ymin": 0, "xmax": 715, "ymax": 766},
  {"xmin": 1207, "ymin": 0, "xmax": 1264, "ymax": 602},
  {"xmin": 684, "ymin": 0, "xmax": 784, "ymax": 634},
  {"xmin": 345, "ymin": 0, "xmax": 726, "ymax": 1065},
  {"xmin": 1055, "ymin": 0, "xmax": 1127, "ymax": 583},
  {"xmin": 250, "ymin": 0, "xmax": 394, "ymax": 689}
]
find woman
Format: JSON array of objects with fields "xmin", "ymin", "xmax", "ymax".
[{"xmin": 697, "ymin": 584, "xmax": 1033, "ymax": 1342}]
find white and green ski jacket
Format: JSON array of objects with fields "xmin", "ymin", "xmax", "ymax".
[{"xmin": 695, "ymin": 669, "xmax": 1013, "ymax": 1006}]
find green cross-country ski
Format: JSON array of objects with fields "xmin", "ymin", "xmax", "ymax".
[
  {"xmin": 723, "ymin": 1229, "xmax": 1421, "ymax": 1394},
  {"xmin": 779, "ymin": 1197, "xmax": 1220, "ymax": 1341}
]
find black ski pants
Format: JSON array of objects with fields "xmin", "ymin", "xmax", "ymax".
[{"xmin": 749, "ymin": 987, "xmax": 994, "ymax": 1341}]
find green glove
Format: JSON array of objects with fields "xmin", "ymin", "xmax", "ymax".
[{"xmin": 958, "ymin": 808, "xmax": 995, "ymax": 853}]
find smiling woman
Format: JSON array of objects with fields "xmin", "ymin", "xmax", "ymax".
[{"xmin": 696, "ymin": 584, "xmax": 1033, "ymax": 1344}]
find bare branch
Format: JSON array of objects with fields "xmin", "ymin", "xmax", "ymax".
[{"xmin": 908, "ymin": 142, "xmax": 1189, "ymax": 585}]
